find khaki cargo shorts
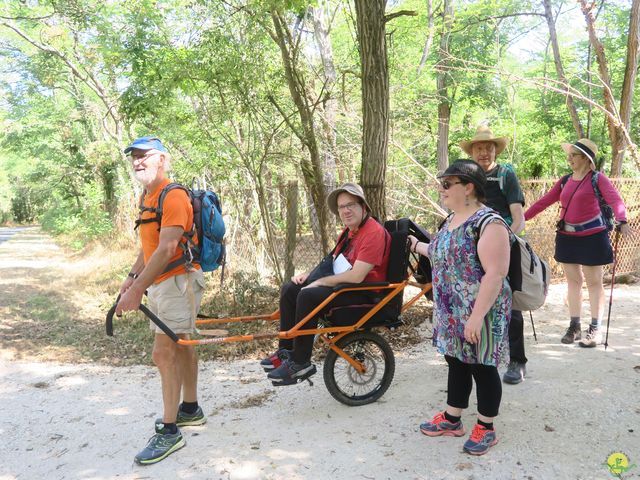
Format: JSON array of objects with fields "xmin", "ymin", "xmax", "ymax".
[{"xmin": 147, "ymin": 269, "xmax": 205, "ymax": 335}]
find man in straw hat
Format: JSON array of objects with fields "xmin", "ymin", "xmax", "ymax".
[
  {"xmin": 460, "ymin": 125, "xmax": 527, "ymax": 386},
  {"xmin": 261, "ymin": 183, "xmax": 391, "ymax": 386}
]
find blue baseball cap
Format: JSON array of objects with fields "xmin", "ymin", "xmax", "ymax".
[{"xmin": 123, "ymin": 136, "xmax": 167, "ymax": 154}]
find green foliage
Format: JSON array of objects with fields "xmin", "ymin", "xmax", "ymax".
[
  {"xmin": 0, "ymin": 0, "xmax": 638, "ymax": 244},
  {"xmin": 41, "ymin": 203, "xmax": 113, "ymax": 248}
]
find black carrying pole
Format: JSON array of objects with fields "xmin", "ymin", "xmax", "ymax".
[
  {"xmin": 106, "ymin": 294, "xmax": 180, "ymax": 343},
  {"xmin": 604, "ymin": 229, "xmax": 622, "ymax": 351},
  {"xmin": 529, "ymin": 311, "xmax": 537, "ymax": 342}
]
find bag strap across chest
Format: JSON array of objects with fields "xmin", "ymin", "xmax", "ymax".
[{"xmin": 134, "ymin": 183, "xmax": 190, "ymax": 231}]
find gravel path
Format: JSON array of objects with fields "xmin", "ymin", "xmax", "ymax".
[{"xmin": 1, "ymin": 227, "xmax": 639, "ymax": 479}]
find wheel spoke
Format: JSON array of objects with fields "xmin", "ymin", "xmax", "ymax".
[{"xmin": 324, "ymin": 331, "xmax": 395, "ymax": 406}]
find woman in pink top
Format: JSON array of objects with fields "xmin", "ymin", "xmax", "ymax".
[{"xmin": 525, "ymin": 139, "xmax": 631, "ymax": 348}]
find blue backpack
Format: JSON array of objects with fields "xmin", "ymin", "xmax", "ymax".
[{"xmin": 136, "ymin": 183, "xmax": 226, "ymax": 273}]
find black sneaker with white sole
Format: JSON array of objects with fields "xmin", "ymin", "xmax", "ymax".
[
  {"xmin": 267, "ymin": 359, "xmax": 317, "ymax": 386},
  {"xmin": 155, "ymin": 404, "xmax": 206, "ymax": 429},
  {"xmin": 260, "ymin": 348, "xmax": 292, "ymax": 372}
]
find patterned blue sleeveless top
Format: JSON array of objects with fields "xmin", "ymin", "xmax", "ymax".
[{"xmin": 428, "ymin": 207, "xmax": 512, "ymax": 367}]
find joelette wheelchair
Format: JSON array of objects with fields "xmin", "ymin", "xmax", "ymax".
[{"xmin": 106, "ymin": 218, "xmax": 432, "ymax": 406}]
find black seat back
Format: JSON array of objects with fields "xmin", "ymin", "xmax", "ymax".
[
  {"xmin": 383, "ymin": 218, "xmax": 410, "ymax": 283},
  {"xmin": 324, "ymin": 218, "xmax": 426, "ymax": 328}
]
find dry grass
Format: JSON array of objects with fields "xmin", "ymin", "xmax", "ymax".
[{"xmin": 0, "ymin": 227, "xmax": 431, "ymax": 366}]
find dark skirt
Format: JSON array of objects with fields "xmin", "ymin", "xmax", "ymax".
[{"xmin": 555, "ymin": 229, "xmax": 613, "ymax": 266}]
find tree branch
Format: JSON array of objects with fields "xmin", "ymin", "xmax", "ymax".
[{"xmin": 385, "ymin": 10, "xmax": 418, "ymax": 23}]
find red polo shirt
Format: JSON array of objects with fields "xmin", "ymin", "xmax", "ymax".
[{"xmin": 335, "ymin": 217, "xmax": 391, "ymax": 283}]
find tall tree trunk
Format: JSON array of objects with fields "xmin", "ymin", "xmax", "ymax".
[
  {"xmin": 270, "ymin": 11, "xmax": 331, "ymax": 252},
  {"xmin": 354, "ymin": 0, "xmax": 389, "ymax": 219},
  {"xmin": 614, "ymin": 0, "xmax": 640, "ymax": 176},
  {"xmin": 542, "ymin": 0, "xmax": 584, "ymax": 138},
  {"xmin": 586, "ymin": 43, "xmax": 593, "ymax": 137},
  {"xmin": 579, "ymin": 0, "xmax": 621, "ymax": 173},
  {"xmin": 312, "ymin": 0, "xmax": 337, "ymax": 230},
  {"xmin": 417, "ymin": 0, "xmax": 434, "ymax": 74},
  {"xmin": 436, "ymin": 0, "xmax": 454, "ymax": 174},
  {"xmin": 284, "ymin": 181, "xmax": 299, "ymax": 281}
]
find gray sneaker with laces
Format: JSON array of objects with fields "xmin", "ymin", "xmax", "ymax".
[
  {"xmin": 502, "ymin": 361, "xmax": 526, "ymax": 384},
  {"xmin": 134, "ymin": 425, "xmax": 185, "ymax": 465},
  {"xmin": 578, "ymin": 326, "xmax": 601, "ymax": 348}
]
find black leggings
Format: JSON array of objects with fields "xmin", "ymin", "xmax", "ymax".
[
  {"xmin": 508, "ymin": 309, "xmax": 527, "ymax": 364},
  {"xmin": 445, "ymin": 355, "xmax": 502, "ymax": 418},
  {"xmin": 278, "ymin": 281, "xmax": 374, "ymax": 364}
]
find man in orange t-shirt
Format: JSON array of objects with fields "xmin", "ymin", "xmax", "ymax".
[{"xmin": 116, "ymin": 136, "xmax": 205, "ymax": 465}]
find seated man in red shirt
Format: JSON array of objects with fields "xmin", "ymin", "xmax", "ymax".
[{"xmin": 262, "ymin": 183, "xmax": 391, "ymax": 385}]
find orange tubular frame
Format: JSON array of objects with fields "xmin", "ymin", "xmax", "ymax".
[
  {"xmin": 103, "ymin": 219, "xmax": 435, "ymax": 402},
  {"xmin": 173, "ymin": 270, "xmax": 432, "ymax": 372}
]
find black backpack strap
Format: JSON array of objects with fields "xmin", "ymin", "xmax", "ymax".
[
  {"xmin": 437, "ymin": 213, "xmax": 454, "ymax": 231},
  {"xmin": 560, "ymin": 174, "xmax": 571, "ymax": 189},
  {"xmin": 134, "ymin": 183, "xmax": 188, "ymax": 231},
  {"xmin": 332, "ymin": 227, "xmax": 351, "ymax": 256},
  {"xmin": 474, "ymin": 212, "xmax": 510, "ymax": 243},
  {"xmin": 591, "ymin": 171, "xmax": 604, "ymax": 203},
  {"xmin": 157, "ymin": 183, "xmax": 190, "ymax": 221},
  {"xmin": 139, "ymin": 183, "xmax": 195, "ymax": 274}
]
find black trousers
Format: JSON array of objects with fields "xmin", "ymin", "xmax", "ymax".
[
  {"xmin": 508, "ymin": 309, "xmax": 527, "ymax": 364},
  {"xmin": 445, "ymin": 355, "xmax": 502, "ymax": 418},
  {"xmin": 278, "ymin": 281, "xmax": 374, "ymax": 364}
]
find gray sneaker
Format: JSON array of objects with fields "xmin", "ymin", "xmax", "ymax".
[
  {"xmin": 502, "ymin": 361, "xmax": 526, "ymax": 384},
  {"xmin": 155, "ymin": 404, "xmax": 207, "ymax": 428},
  {"xmin": 134, "ymin": 426, "xmax": 185, "ymax": 465},
  {"xmin": 578, "ymin": 326, "xmax": 601, "ymax": 348}
]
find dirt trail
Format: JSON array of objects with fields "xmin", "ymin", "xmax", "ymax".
[{"xmin": 1, "ymin": 227, "xmax": 639, "ymax": 480}]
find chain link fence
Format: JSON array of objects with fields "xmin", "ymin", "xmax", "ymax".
[
  {"xmin": 520, "ymin": 178, "xmax": 640, "ymax": 278},
  {"xmin": 218, "ymin": 178, "xmax": 640, "ymax": 284}
]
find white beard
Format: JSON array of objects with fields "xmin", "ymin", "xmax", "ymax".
[{"xmin": 134, "ymin": 164, "xmax": 159, "ymax": 187}]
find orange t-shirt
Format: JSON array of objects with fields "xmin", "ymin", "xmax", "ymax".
[{"xmin": 139, "ymin": 178, "xmax": 200, "ymax": 284}]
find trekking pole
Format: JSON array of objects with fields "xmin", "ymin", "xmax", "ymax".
[
  {"xmin": 529, "ymin": 311, "xmax": 537, "ymax": 342},
  {"xmin": 604, "ymin": 229, "xmax": 622, "ymax": 351}
]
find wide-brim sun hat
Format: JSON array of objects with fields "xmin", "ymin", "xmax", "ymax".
[
  {"xmin": 124, "ymin": 136, "xmax": 167, "ymax": 154},
  {"xmin": 327, "ymin": 182, "xmax": 371, "ymax": 215},
  {"xmin": 437, "ymin": 159, "xmax": 487, "ymax": 194},
  {"xmin": 561, "ymin": 138, "xmax": 598, "ymax": 168},
  {"xmin": 459, "ymin": 125, "xmax": 509, "ymax": 156}
]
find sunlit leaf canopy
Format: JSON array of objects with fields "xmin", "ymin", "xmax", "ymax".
[{"xmin": 0, "ymin": 0, "xmax": 637, "ymax": 233}]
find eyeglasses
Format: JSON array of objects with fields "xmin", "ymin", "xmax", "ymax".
[
  {"xmin": 127, "ymin": 151, "xmax": 156, "ymax": 162},
  {"xmin": 337, "ymin": 201, "xmax": 361, "ymax": 212},
  {"xmin": 439, "ymin": 180, "xmax": 463, "ymax": 190}
]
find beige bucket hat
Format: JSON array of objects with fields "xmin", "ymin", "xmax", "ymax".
[
  {"xmin": 459, "ymin": 125, "xmax": 509, "ymax": 156},
  {"xmin": 561, "ymin": 138, "xmax": 598, "ymax": 168},
  {"xmin": 327, "ymin": 182, "xmax": 371, "ymax": 215}
]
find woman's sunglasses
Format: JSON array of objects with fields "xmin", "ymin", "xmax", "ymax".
[{"xmin": 439, "ymin": 180, "xmax": 463, "ymax": 190}]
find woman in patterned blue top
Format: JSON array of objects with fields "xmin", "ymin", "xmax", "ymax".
[{"xmin": 409, "ymin": 159, "xmax": 512, "ymax": 456}]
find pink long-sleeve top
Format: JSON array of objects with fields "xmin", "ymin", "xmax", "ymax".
[{"xmin": 525, "ymin": 172, "xmax": 627, "ymax": 237}]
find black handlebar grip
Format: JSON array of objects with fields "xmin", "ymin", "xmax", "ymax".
[{"xmin": 105, "ymin": 294, "xmax": 121, "ymax": 337}]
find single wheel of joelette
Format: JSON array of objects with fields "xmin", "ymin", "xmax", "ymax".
[{"xmin": 323, "ymin": 330, "xmax": 395, "ymax": 406}]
